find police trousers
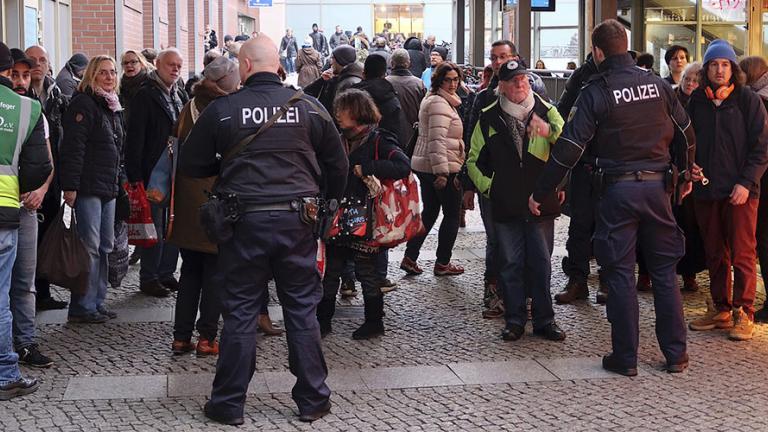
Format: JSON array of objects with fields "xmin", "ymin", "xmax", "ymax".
[
  {"xmin": 209, "ymin": 211, "xmax": 330, "ymax": 418},
  {"xmin": 593, "ymin": 180, "xmax": 686, "ymax": 368}
]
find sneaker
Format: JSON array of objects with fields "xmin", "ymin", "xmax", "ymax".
[
  {"xmin": 729, "ymin": 308, "xmax": 754, "ymax": 341},
  {"xmin": 97, "ymin": 306, "xmax": 117, "ymax": 319},
  {"xmin": 689, "ymin": 302, "xmax": 733, "ymax": 331},
  {"xmin": 380, "ymin": 279, "xmax": 398, "ymax": 294},
  {"xmin": 0, "ymin": 377, "xmax": 39, "ymax": 401},
  {"xmin": 68, "ymin": 312, "xmax": 109, "ymax": 324},
  {"xmin": 400, "ymin": 257, "xmax": 423, "ymax": 275},
  {"xmin": 340, "ymin": 279, "xmax": 358, "ymax": 297},
  {"xmin": 682, "ymin": 275, "xmax": 699, "ymax": 292},
  {"xmin": 140, "ymin": 280, "xmax": 170, "ymax": 298},
  {"xmin": 434, "ymin": 262, "xmax": 464, "ymax": 276},
  {"xmin": 636, "ymin": 274, "xmax": 651, "ymax": 292},
  {"xmin": 17, "ymin": 345, "xmax": 53, "ymax": 368},
  {"xmin": 196, "ymin": 339, "xmax": 220, "ymax": 356},
  {"xmin": 171, "ymin": 339, "xmax": 196, "ymax": 355},
  {"xmin": 160, "ymin": 277, "xmax": 180, "ymax": 292},
  {"xmin": 35, "ymin": 297, "xmax": 68, "ymax": 311}
]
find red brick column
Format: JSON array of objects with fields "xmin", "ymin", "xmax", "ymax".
[{"xmin": 72, "ymin": 0, "xmax": 117, "ymax": 58}]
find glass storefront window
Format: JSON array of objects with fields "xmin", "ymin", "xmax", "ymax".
[
  {"xmin": 646, "ymin": 23, "xmax": 696, "ymax": 72},
  {"xmin": 540, "ymin": 0, "xmax": 578, "ymax": 26},
  {"xmin": 538, "ymin": 28, "xmax": 579, "ymax": 69},
  {"xmin": 701, "ymin": 0, "xmax": 746, "ymax": 23},
  {"xmin": 646, "ymin": 0, "xmax": 697, "ymax": 22},
  {"xmin": 373, "ymin": 4, "xmax": 424, "ymax": 38},
  {"xmin": 701, "ymin": 24, "xmax": 748, "ymax": 56}
]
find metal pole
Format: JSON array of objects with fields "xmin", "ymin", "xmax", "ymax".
[{"xmin": 455, "ymin": 0, "xmax": 465, "ymax": 63}]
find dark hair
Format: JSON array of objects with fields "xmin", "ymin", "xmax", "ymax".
[
  {"xmin": 739, "ymin": 56, "xmax": 768, "ymax": 86},
  {"xmin": 664, "ymin": 45, "xmax": 689, "ymax": 66},
  {"xmin": 363, "ymin": 54, "xmax": 387, "ymax": 79},
  {"xmin": 491, "ymin": 40, "xmax": 518, "ymax": 56},
  {"xmin": 185, "ymin": 75, "xmax": 201, "ymax": 97},
  {"xmin": 430, "ymin": 62, "xmax": 463, "ymax": 93},
  {"xmin": 334, "ymin": 89, "xmax": 381, "ymax": 125},
  {"xmin": 591, "ymin": 19, "xmax": 628, "ymax": 57},
  {"xmin": 698, "ymin": 59, "xmax": 746, "ymax": 90},
  {"xmin": 636, "ymin": 53, "xmax": 654, "ymax": 69}
]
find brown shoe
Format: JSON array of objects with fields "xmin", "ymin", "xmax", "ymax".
[
  {"xmin": 258, "ymin": 314, "xmax": 284, "ymax": 336},
  {"xmin": 729, "ymin": 308, "xmax": 754, "ymax": 341},
  {"xmin": 554, "ymin": 279, "xmax": 588, "ymax": 304},
  {"xmin": 434, "ymin": 262, "xmax": 464, "ymax": 276},
  {"xmin": 682, "ymin": 275, "xmax": 699, "ymax": 292},
  {"xmin": 196, "ymin": 339, "xmax": 220, "ymax": 356},
  {"xmin": 636, "ymin": 274, "xmax": 651, "ymax": 292},
  {"xmin": 689, "ymin": 300, "xmax": 733, "ymax": 331},
  {"xmin": 400, "ymin": 257, "xmax": 423, "ymax": 275},
  {"xmin": 482, "ymin": 297, "xmax": 505, "ymax": 319},
  {"xmin": 171, "ymin": 339, "xmax": 195, "ymax": 355},
  {"xmin": 140, "ymin": 280, "xmax": 170, "ymax": 298}
]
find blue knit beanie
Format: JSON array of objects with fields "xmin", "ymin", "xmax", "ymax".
[{"xmin": 703, "ymin": 39, "xmax": 737, "ymax": 65}]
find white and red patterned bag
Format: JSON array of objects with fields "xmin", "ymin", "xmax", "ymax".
[{"xmin": 369, "ymin": 173, "xmax": 425, "ymax": 248}]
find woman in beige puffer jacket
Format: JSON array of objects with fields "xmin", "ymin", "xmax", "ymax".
[{"xmin": 401, "ymin": 62, "xmax": 466, "ymax": 277}]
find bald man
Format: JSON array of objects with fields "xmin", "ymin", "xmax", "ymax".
[
  {"xmin": 24, "ymin": 45, "xmax": 68, "ymax": 311},
  {"xmin": 180, "ymin": 36, "xmax": 348, "ymax": 425}
]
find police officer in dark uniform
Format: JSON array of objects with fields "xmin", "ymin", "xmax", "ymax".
[
  {"xmin": 180, "ymin": 36, "xmax": 348, "ymax": 425},
  {"xmin": 529, "ymin": 19, "xmax": 697, "ymax": 377}
]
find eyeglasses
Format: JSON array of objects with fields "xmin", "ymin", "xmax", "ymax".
[
  {"xmin": 122, "ymin": 60, "xmax": 139, "ymax": 66},
  {"xmin": 98, "ymin": 70, "xmax": 117, "ymax": 77}
]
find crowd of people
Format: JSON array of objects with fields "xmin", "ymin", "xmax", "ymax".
[{"xmin": 0, "ymin": 18, "xmax": 767, "ymax": 426}]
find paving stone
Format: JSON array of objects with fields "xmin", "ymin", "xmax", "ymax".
[
  {"xmin": 536, "ymin": 357, "xmax": 632, "ymax": 380},
  {"xmin": 448, "ymin": 361, "xmax": 558, "ymax": 385},
  {"xmin": 361, "ymin": 366, "xmax": 463, "ymax": 389},
  {"xmin": 63, "ymin": 376, "xmax": 167, "ymax": 400}
]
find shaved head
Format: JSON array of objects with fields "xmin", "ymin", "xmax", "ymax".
[
  {"xmin": 238, "ymin": 35, "xmax": 281, "ymax": 82},
  {"xmin": 25, "ymin": 45, "xmax": 50, "ymax": 83}
]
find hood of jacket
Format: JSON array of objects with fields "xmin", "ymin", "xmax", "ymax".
[
  {"xmin": 404, "ymin": 37, "xmax": 422, "ymax": 51},
  {"xmin": 192, "ymin": 78, "xmax": 228, "ymax": 111},
  {"xmin": 339, "ymin": 62, "xmax": 364, "ymax": 80},
  {"xmin": 354, "ymin": 78, "xmax": 398, "ymax": 105}
]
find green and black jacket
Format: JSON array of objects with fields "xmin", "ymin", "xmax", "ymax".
[{"xmin": 467, "ymin": 93, "xmax": 564, "ymax": 222}]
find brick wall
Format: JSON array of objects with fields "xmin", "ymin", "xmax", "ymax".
[
  {"xmin": 72, "ymin": 0, "xmax": 116, "ymax": 58},
  {"xmin": 170, "ymin": 0, "xmax": 192, "ymax": 79},
  {"xmin": 123, "ymin": 2, "xmax": 145, "ymax": 52},
  {"xmin": 143, "ymin": 0, "xmax": 154, "ymax": 47}
]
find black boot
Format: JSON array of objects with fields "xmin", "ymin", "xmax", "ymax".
[
  {"xmin": 316, "ymin": 297, "xmax": 335, "ymax": 338},
  {"xmin": 353, "ymin": 296, "xmax": 384, "ymax": 340}
]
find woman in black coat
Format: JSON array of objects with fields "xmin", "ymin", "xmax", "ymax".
[
  {"xmin": 59, "ymin": 55, "xmax": 125, "ymax": 323},
  {"xmin": 316, "ymin": 89, "xmax": 411, "ymax": 340}
]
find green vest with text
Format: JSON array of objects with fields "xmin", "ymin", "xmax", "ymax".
[{"xmin": 0, "ymin": 85, "xmax": 42, "ymax": 209}]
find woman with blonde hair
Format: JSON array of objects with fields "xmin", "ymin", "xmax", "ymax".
[
  {"xmin": 118, "ymin": 50, "xmax": 150, "ymax": 124},
  {"xmin": 59, "ymin": 56, "xmax": 125, "ymax": 323}
]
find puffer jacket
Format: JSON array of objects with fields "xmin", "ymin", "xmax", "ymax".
[
  {"xmin": 411, "ymin": 89, "xmax": 465, "ymax": 175},
  {"xmin": 59, "ymin": 90, "xmax": 124, "ymax": 199}
]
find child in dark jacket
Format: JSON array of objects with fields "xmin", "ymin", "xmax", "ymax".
[{"xmin": 317, "ymin": 89, "xmax": 411, "ymax": 340}]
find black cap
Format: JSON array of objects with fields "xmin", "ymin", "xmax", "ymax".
[
  {"xmin": 68, "ymin": 53, "xmax": 89, "ymax": 72},
  {"xmin": 431, "ymin": 46, "xmax": 448, "ymax": 61},
  {"xmin": 10, "ymin": 48, "xmax": 37, "ymax": 69},
  {"xmin": 498, "ymin": 60, "xmax": 528, "ymax": 81},
  {"xmin": 0, "ymin": 42, "xmax": 13, "ymax": 72}
]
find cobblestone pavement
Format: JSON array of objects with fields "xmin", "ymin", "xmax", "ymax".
[{"xmin": 3, "ymin": 211, "xmax": 768, "ymax": 431}]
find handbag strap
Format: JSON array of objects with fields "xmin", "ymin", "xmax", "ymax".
[{"xmin": 220, "ymin": 89, "xmax": 305, "ymax": 166}]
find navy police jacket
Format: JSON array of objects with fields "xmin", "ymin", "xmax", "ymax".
[
  {"xmin": 179, "ymin": 72, "xmax": 348, "ymax": 204},
  {"xmin": 533, "ymin": 53, "xmax": 694, "ymax": 202}
]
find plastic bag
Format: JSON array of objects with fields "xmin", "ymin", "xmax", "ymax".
[
  {"xmin": 125, "ymin": 182, "xmax": 158, "ymax": 247},
  {"xmin": 37, "ymin": 205, "xmax": 90, "ymax": 295},
  {"xmin": 108, "ymin": 221, "xmax": 129, "ymax": 288}
]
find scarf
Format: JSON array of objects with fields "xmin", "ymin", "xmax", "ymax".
[
  {"xmin": 148, "ymin": 70, "xmax": 175, "ymax": 94},
  {"xmin": 343, "ymin": 125, "xmax": 374, "ymax": 155},
  {"xmin": 94, "ymin": 87, "xmax": 123, "ymax": 112},
  {"xmin": 437, "ymin": 88, "xmax": 462, "ymax": 107},
  {"xmin": 120, "ymin": 69, "xmax": 148, "ymax": 100},
  {"xmin": 499, "ymin": 93, "xmax": 535, "ymax": 159}
]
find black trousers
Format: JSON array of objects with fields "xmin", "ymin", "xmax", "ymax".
[
  {"xmin": 173, "ymin": 249, "xmax": 221, "ymax": 341},
  {"xmin": 405, "ymin": 171, "xmax": 461, "ymax": 265},
  {"xmin": 564, "ymin": 164, "xmax": 595, "ymax": 282},
  {"xmin": 209, "ymin": 211, "xmax": 330, "ymax": 418},
  {"xmin": 318, "ymin": 244, "xmax": 382, "ymax": 325}
]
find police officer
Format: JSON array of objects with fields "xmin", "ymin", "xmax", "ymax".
[
  {"xmin": 180, "ymin": 36, "xmax": 348, "ymax": 425},
  {"xmin": 528, "ymin": 19, "xmax": 697, "ymax": 376}
]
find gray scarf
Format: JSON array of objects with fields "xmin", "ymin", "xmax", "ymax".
[{"xmin": 498, "ymin": 93, "xmax": 534, "ymax": 159}]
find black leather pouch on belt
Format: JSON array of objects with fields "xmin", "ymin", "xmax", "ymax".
[
  {"xmin": 665, "ymin": 165, "xmax": 678, "ymax": 196},
  {"xmin": 199, "ymin": 193, "xmax": 240, "ymax": 244}
]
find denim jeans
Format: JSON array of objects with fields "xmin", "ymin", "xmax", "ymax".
[
  {"xmin": 0, "ymin": 228, "xmax": 20, "ymax": 386},
  {"xmin": 139, "ymin": 203, "xmax": 179, "ymax": 283},
  {"xmin": 10, "ymin": 209, "xmax": 37, "ymax": 349},
  {"xmin": 285, "ymin": 56, "xmax": 296, "ymax": 74},
  {"xmin": 173, "ymin": 249, "xmax": 221, "ymax": 342},
  {"xmin": 405, "ymin": 172, "xmax": 462, "ymax": 265},
  {"xmin": 495, "ymin": 218, "xmax": 555, "ymax": 329},
  {"xmin": 376, "ymin": 248, "xmax": 389, "ymax": 280},
  {"xmin": 70, "ymin": 196, "xmax": 115, "ymax": 316},
  {"xmin": 478, "ymin": 194, "xmax": 498, "ymax": 281}
]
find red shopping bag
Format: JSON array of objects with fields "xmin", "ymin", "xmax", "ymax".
[
  {"xmin": 125, "ymin": 182, "xmax": 158, "ymax": 247},
  {"xmin": 369, "ymin": 172, "xmax": 425, "ymax": 248},
  {"xmin": 369, "ymin": 135, "xmax": 425, "ymax": 248}
]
